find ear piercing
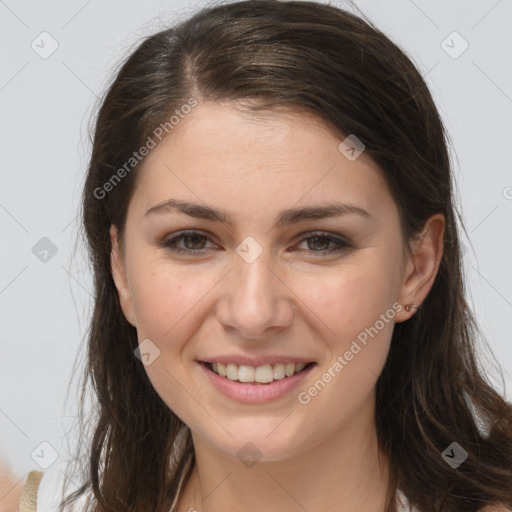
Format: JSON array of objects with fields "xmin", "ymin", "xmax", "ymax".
[{"xmin": 404, "ymin": 304, "xmax": 419, "ymax": 312}]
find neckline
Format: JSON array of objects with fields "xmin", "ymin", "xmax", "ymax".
[{"xmin": 169, "ymin": 453, "xmax": 413, "ymax": 512}]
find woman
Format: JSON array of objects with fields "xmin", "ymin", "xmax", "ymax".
[{"xmin": 18, "ymin": 1, "xmax": 512, "ymax": 511}]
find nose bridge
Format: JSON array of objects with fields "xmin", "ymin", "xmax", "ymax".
[
  {"xmin": 233, "ymin": 236, "xmax": 276, "ymax": 314},
  {"xmin": 217, "ymin": 235, "xmax": 292, "ymax": 337}
]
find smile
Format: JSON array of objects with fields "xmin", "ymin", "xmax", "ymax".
[
  {"xmin": 197, "ymin": 360, "xmax": 317, "ymax": 403},
  {"xmin": 207, "ymin": 361, "xmax": 313, "ymax": 384}
]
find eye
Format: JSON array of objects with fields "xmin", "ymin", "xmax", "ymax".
[
  {"xmin": 161, "ymin": 231, "xmax": 216, "ymax": 254},
  {"xmin": 294, "ymin": 232, "xmax": 350, "ymax": 256},
  {"xmin": 160, "ymin": 230, "xmax": 350, "ymax": 257}
]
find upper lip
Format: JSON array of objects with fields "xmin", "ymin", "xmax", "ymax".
[{"xmin": 198, "ymin": 356, "xmax": 316, "ymax": 367}]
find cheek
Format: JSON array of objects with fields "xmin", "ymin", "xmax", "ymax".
[
  {"xmin": 127, "ymin": 250, "xmax": 231, "ymax": 379},
  {"xmin": 126, "ymin": 256, "xmax": 217, "ymax": 417},
  {"xmin": 298, "ymin": 259, "xmax": 400, "ymax": 341},
  {"xmin": 292, "ymin": 254, "xmax": 400, "ymax": 403},
  {"xmin": 293, "ymin": 266, "xmax": 397, "ymax": 427},
  {"xmin": 130, "ymin": 262, "xmax": 210, "ymax": 342}
]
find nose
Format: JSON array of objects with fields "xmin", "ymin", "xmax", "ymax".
[{"xmin": 215, "ymin": 243, "xmax": 294, "ymax": 340}]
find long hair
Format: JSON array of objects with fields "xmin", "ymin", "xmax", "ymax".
[{"xmin": 62, "ymin": 1, "xmax": 512, "ymax": 511}]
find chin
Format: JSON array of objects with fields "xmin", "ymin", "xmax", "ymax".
[{"xmin": 192, "ymin": 417, "xmax": 316, "ymax": 464}]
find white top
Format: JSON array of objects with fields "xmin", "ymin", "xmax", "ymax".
[{"xmin": 35, "ymin": 459, "xmax": 88, "ymax": 512}]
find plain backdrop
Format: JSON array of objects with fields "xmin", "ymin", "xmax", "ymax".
[{"xmin": 1, "ymin": 0, "xmax": 511, "ymax": 480}]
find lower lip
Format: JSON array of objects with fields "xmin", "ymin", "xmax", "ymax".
[{"xmin": 197, "ymin": 362, "xmax": 316, "ymax": 404}]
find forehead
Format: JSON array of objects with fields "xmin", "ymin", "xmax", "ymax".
[{"xmin": 129, "ymin": 102, "xmax": 394, "ymax": 222}]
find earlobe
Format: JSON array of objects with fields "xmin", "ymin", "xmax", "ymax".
[
  {"xmin": 395, "ymin": 213, "xmax": 445, "ymax": 323},
  {"xmin": 110, "ymin": 225, "xmax": 137, "ymax": 327}
]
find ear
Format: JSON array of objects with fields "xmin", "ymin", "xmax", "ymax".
[
  {"xmin": 110, "ymin": 225, "xmax": 137, "ymax": 327},
  {"xmin": 394, "ymin": 213, "xmax": 445, "ymax": 323}
]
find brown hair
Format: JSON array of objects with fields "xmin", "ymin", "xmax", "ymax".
[{"xmin": 62, "ymin": 1, "xmax": 512, "ymax": 511}]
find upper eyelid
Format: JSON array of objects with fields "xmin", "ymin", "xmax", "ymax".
[
  {"xmin": 165, "ymin": 229, "xmax": 348, "ymax": 240},
  {"xmin": 165, "ymin": 230, "xmax": 218, "ymax": 245}
]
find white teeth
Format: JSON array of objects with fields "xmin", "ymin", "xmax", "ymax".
[
  {"xmin": 226, "ymin": 363, "xmax": 238, "ymax": 381},
  {"xmin": 273, "ymin": 363, "xmax": 286, "ymax": 380},
  {"xmin": 254, "ymin": 364, "xmax": 273, "ymax": 383},
  {"xmin": 238, "ymin": 365, "xmax": 255, "ymax": 382},
  {"xmin": 295, "ymin": 363, "xmax": 306, "ymax": 372},
  {"xmin": 209, "ymin": 361, "xmax": 310, "ymax": 383},
  {"xmin": 285, "ymin": 363, "xmax": 296, "ymax": 377}
]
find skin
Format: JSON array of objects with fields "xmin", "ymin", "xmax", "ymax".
[
  {"xmin": 0, "ymin": 463, "xmax": 23, "ymax": 512},
  {"xmin": 110, "ymin": 101, "xmax": 446, "ymax": 512}
]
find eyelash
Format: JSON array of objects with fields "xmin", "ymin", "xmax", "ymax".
[{"xmin": 161, "ymin": 230, "xmax": 351, "ymax": 256}]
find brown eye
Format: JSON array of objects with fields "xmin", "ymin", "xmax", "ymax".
[
  {"xmin": 181, "ymin": 233, "xmax": 207, "ymax": 250},
  {"xmin": 295, "ymin": 232, "xmax": 350, "ymax": 256},
  {"xmin": 162, "ymin": 231, "xmax": 215, "ymax": 254},
  {"xmin": 306, "ymin": 235, "xmax": 331, "ymax": 251}
]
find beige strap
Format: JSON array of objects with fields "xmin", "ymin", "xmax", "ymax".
[{"xmin": 19, "ymin": 470, "xmax": 44, "ymax": 512}]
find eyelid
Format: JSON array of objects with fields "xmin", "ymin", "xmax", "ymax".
[{"xmin": 292, "ymin": 230, "xmax": 351, "ymax": 244}]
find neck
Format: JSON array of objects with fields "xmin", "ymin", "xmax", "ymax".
[{"xmin": 177, "ymin": 394, "xmax": 392, "ymax": 512}]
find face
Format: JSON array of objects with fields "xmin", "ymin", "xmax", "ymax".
[{"xmin": 110, "ymin": 101, "xmax": 441, "ymax": 462}]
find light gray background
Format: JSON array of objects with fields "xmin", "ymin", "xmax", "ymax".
[{"xmin": 1, "ymin": 0, "xmax": 511, "ymax": 481}]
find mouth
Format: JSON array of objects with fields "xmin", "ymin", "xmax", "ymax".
[{"xmin": 200, "ymin": 361, "xmax": 316, "ymax": 385}]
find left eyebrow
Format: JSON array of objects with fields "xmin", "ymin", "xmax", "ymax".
[{"xmin": 144, "ymin": 198, "xmax": 373, "ymax": 228}]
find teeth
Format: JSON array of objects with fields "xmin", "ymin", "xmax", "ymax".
[
  {"xmin": 238, "ymin": 365, "xmax": 255, "ymax": 382},
  {"xmin": 255, "ymin": 364, "xmax": 273, "ymax": 383},
  {"xmin": 273, "ymin": 363, "xmax": 285, "ymax": 380},
  {"xmin": 226, "ymin": 363, "xmax": 238, "ymax": 381},
  {"xmin": 209, "ymin": 361, "xmax": 310, "ymax": 383}
]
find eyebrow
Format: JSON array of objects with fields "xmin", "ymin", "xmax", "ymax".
[{"xmin": 144, "ymin": 198, "xmax": 372, "ymax": 228}]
